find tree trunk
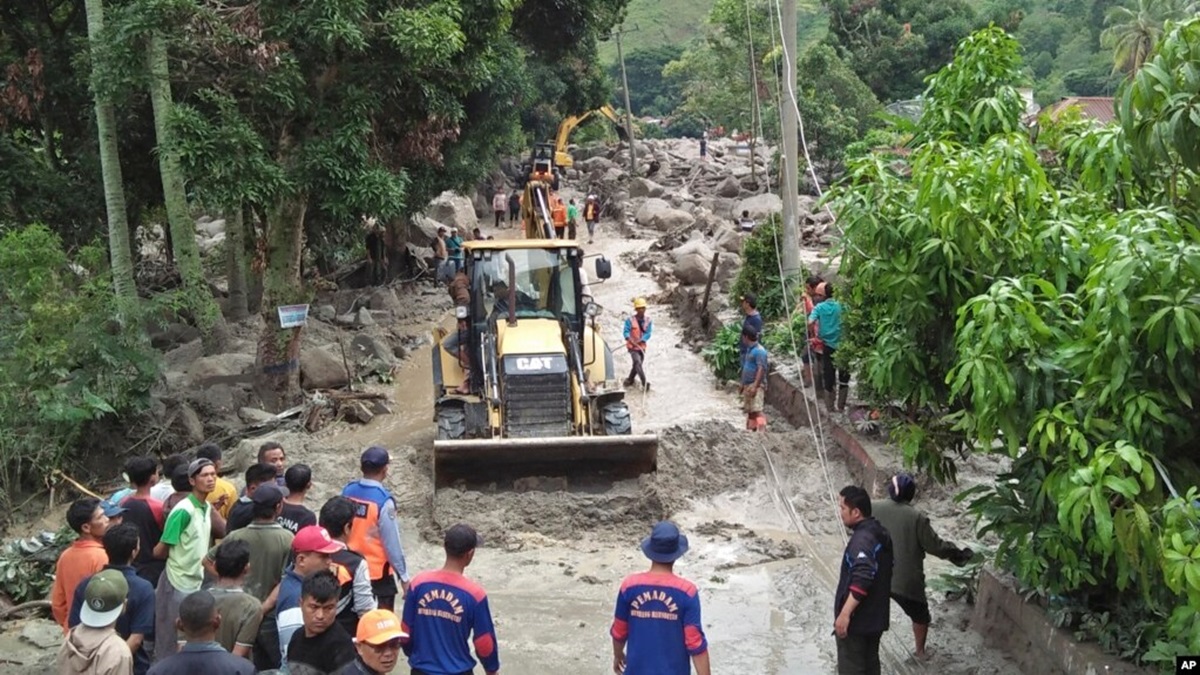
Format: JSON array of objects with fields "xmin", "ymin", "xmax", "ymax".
[
  {"xmin": 225, "ymin": 204, "xmax": 249, "ymax": 321},
  {"xmin": 254, "ymin": 195, "xmax": 308, "ymax": 411},
  {"xmin": 83, "ymin": 0, "xmax": 136, "ymax": 313},
  {"xmin": 146, "ymin": 32, "xmax": 228, "ymax": 352}
]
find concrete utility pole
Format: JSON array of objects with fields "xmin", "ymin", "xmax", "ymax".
[
  {"xmin": 612, "ymin": 25, "xmax": 639, "ymax": 176},
  {"xmin": 779, "ymin": 0, "xmax": 801, "ymax": 276}
]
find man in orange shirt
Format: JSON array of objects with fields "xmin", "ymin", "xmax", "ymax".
[{"xmin": 52, "ymin": 497, "xmax": 111, "ymax": 629}]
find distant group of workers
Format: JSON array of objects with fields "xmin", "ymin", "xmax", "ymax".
[{"xmin": 489, "ymin": 183, "xmax": 603, "ymax": 244}]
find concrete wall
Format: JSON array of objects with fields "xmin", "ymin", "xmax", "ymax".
[{"xmin": 763, "ymin": 370, "xmax": 1152, "ymax": 675}]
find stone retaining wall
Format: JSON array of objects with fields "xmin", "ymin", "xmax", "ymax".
[{"xmin": 763, "ymin": 369, "xmax": 1152, "ymax": 675}]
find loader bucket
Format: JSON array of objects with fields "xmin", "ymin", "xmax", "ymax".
[{"xmin": 433, "ymin": 434, "xmax": 658, "ymax": 489}]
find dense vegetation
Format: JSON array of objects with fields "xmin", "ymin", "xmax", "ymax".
[
  {"xmin": 0, "ymin": 0, "xmax": 627, "ymax": 508},
  {"xmin": 825, "ymin": 23, "xmax": 1200, "ymax": 666}
]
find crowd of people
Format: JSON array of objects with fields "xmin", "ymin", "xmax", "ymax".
[
  {"xmin": 49, "ymin": 439, "xmax": 971, "ymax": 675},
  {"xmin": 50, "ymin": 442, "xmax": 508, "ymax": 675}
]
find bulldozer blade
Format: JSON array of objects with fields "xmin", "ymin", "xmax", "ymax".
[{"xmin": 434, "ymin": 434, "xmax": 658, "ymax": 488}]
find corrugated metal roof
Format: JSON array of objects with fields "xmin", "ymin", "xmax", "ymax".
[{"xmin": 1040, "ymin": 96, "xmax": 1117, "ymax": 125}]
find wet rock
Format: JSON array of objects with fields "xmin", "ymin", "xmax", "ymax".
[
  {"xmin": 713, "ymin": 224, "xmax": 744, "ymax": 254},
  {"xmin": 636, "ymin": 198, "xmax": 695, "ymax": 232},
  {"xmin": 355, "ymin": 307, "xmax": 375, "ymax": 327},
  {"xmin": 716, "ymin": 175, "xmax": 742, "ymax": 198},
  {"xmin": 20, "ymin": 620, "xmax": 62, "ymax": 649},
  {"xmin": 367, "ymin": 289, "xmax": 403, "ymax": 315},
  {"xmin": 239, "ymin": 407, "xmax": 276, "ymax": 424},
  {"xmin": 424, "ymin": 191, "xmax": 478, "ymax": 232},
  {"xmin": 577, "ymin": 156, "xmax": 615, "ymax": 173},
  {"xmin": 334, "ymin": 312, "xmax": 357, "ymax": 326},
  {"xmin": 671, "ymin": 240, "xmax": 717, "ymax": 286},
  {"xmin": 189, "ymin": 353, "xmax": 256, "ymax": 380},
  {"xmin": 398, "ymin": 213, "xmax": 444, "ymax": 248},
  {"xmin": 351, "ymin": 335, "xmax": 393, "ymax": 365},
  {"xmin": 176, "ymin": 402, "xmax": 205, "ymax": 444},
  {"xmin": 195, "ymin": 218, "xmax": 226, "ymax": 238},
  {"xmin": 629, "ymin": 178, "xmax": 665, "ymax": 199},
  {"xmin": 197, "ymin": 231, "xmax": 226, "ymax": 256},
  {"xmin": 300, "ymin": 346, "xmax": 351, "ymax": 390},
  {"xmin": 343, "ymin": 401, "xmax": 375, "ymax": 424},
  {"xmin": 735, "ymin": 193, "xmax": 783, "ymax": 220},
  {"xmin": 150, "ymin": 322, "xmax": 202, "ymax": 350},
  {"xmin": 314, "ymin": 305, "xmax": 337, "ymax": 322}
]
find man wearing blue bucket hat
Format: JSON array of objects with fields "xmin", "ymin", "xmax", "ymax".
[{"xmin": 610, "ymin": 521, "xmax": 710, "ymax": 675}]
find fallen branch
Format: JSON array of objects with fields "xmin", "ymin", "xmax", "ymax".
[
  {"xmin": 52, "ymin": 470, "xmax": 101, "ymax": 499},
  {"xmin": 0, "ymin": 599, "xmax": 51, "ymax": 620}
]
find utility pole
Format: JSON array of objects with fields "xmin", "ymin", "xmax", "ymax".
[
  {"xmin": 612, "ymin": 25, "xmax": 639, "ymax": 176},
  {"xmin": 779, "ymin": 0, "xmax": 801, "ymax": 277}
]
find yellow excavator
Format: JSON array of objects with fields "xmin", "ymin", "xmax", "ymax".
[
  {"xmin": 551, "ymin": 104, "xmax": 629, "ymax": 169},
  {"xmin": 430, "ymin": 239, "xmax": 658, "ymax": 487}
]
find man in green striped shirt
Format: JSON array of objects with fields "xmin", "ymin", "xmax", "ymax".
[{"xmin": 153, "ymin": 458, "xmax": 226, "ymax": 660}]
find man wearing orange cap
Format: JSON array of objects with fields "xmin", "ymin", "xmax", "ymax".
[
  {"xmin": 623, "ymin": 298, "xmax": 653, "ymax": 390},
  {"xmin": 340, "ymin": 609, "xmax": 407, "ymax": 674}
]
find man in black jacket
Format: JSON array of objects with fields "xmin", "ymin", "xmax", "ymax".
[{"xmin": 834, "ymin": 485, "xmax": 894, "ymax": 675}]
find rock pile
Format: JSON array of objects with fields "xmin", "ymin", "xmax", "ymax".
[{"xmin": 548, "ymin": 137, "xmax": 837, "ymax": 299}]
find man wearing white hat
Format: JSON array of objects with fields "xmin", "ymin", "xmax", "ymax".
[{"xmin": 58, "ymin": 569, "xmax": 133, "ymax": 675}]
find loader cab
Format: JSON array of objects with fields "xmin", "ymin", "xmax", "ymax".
[{"xmin": 466, "ymin": 244, "xmax": 584, "ymax": 334}]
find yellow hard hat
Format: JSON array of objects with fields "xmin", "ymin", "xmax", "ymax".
[{"xmin": 633, "ymin": 297, "xmax": 648, "ymax": 309}]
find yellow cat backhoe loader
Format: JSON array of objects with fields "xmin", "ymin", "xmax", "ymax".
[{"xmin": 430, "ymin": 240, "xmax": 657, "ymax": 487}]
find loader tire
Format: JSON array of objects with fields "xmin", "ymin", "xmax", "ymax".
[
  {"xmin": 436, "ymin": 405, "xmax": 466, "ymax": 441},
  {"xmin": 601, "ymin": 400, "xmax": 632, "ymax": 436}
]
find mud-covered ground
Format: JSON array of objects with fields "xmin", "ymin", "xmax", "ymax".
[{"xmin": 0, "ymin": 217, "xmax": 1021, "ymax": 674}]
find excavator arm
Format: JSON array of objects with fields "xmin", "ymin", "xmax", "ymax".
[{"xmin": 553, "ymin": 105, "xmax": 630, "ymax": 169}]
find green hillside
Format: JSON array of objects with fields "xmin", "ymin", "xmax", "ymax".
[{"xmin": 598, "ymin": 0, "xmax": 718, "ymax": 62}]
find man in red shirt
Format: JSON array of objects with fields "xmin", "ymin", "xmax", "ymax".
[
  {"xmin": 51, "ymin": 498, "xmax": 110, "ymax": 629},
  {"xmin": 611, "ymin": 521, "xmax": 710, "ymax": 675}
]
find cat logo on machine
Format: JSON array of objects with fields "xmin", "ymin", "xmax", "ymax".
[{"xmin": 515, "ymin": 357, "xmax": 555, "ymax": 371}]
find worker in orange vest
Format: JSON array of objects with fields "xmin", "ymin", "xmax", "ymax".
[
  {"xmin": 341, "ymin": 447, "xmax": 410, "ymax": 611},
  {"xmin": 622, "ymin": 298, "xmax": 653, "ymax": 390},
  {"xmin": 550, "ymin": 194, "xmax": 568, "ymax": 239}
]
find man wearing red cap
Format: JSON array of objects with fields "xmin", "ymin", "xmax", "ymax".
[
  {"xmin": 277, "ymin": 525, "xmax": 346, "ymax": 662},
  {"xmin": 611, "ymin": 521, "xmax": 710, "ymax": 675},
  {"xmin": 343, "ymin": 446, "xmax": 411, "ymax": 611},
  {"xmin": 340, "ymin": 609, "xmax": 407, "ymax": 674}
]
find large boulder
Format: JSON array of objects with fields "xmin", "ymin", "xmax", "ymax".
[
  {"xmin": 636, "ymin": 198, "xmax": 696, "ymax": 232},
  {"xmin": 577, "ymin": 156, "xmax": 617, "ymax": 173},
  {"xmin": 424, "ymin": 191, "xmax": 477, "ymax": 232},
  {"xmin": 629, "ymin": 178, "xmax": 665, "ymax": 199},
  {"xmin": 735, "ymin": 193, "xmax": 783, "ymax": 220},
  {"xmin": 399, "ymin": 214, "xmax": 444, "ymax": 248},
  {"xmin": 671, "ymin": 240, "xmax": 717, "ymax": 286},
  {"xmin": 713, "ymin": 224, "xmax": 744, "ymax": 254},
  {"xmin": 195, "ymin": 218, "xmax": 225, "ymax": 238},
  {"xmin": 188, "ymin": 353, "xmax": 256, "ymax": 381},
  {"xmin": 716, "ymin": 175, "xmax": 742, "ymax": 198},
  {"xmin": 300, "ymin": 346, "xmax": 351, "ymax": 390}
]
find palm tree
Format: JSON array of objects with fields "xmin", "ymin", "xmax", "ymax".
[
  {"xmin": 146, "ymin": 31, "xmax": 229, "ymax": 352},
  {"xmin": 1102, "ymin": 0, "xmax": 1186, "ymax": 75},
  {"xmin": 83, "ymin": 0, "xmax": 137, "ymax": 313}
]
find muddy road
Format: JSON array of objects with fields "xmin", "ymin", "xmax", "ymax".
[
  {"xmin": 297, "ymin": 220, "xmax": 1020, "ymax": 674},
  {"xmin": 0, "ymin": 217, "xmax": 1019, "ymax": 674}
]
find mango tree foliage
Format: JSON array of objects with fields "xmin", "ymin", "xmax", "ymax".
[{"xmin": 829, "ymin": 24, "xmax": 1200, "ymax": 662}]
